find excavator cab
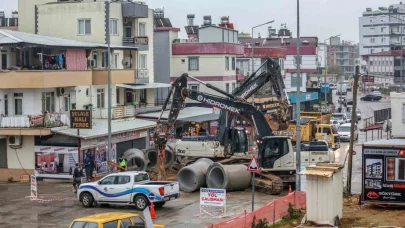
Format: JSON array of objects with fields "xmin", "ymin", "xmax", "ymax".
[
  {"xmin": 258, "ymin": 136, "xmax": 293, "ymax": 169},
  {"xmin": 227, "ymin": 128, "xmax": 248, "ymax": 154}
]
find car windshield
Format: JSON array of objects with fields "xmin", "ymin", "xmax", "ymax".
[
  {"xmin": 331, "ymin": 115, "xmax": 343, "ymax": 120},
  {"xmin": 339, "ymin": 126, "xmax": 351, "ymax": 132}
]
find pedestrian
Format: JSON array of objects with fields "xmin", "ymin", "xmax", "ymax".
[
  {"xmin": 72, "ymin": 163, "xmax": 83, "ymax": 193},
  {"xmin": 84, "ymin": 151, "xmax": 93, "ymax": 182},
  {"xmin": 118, "ymin": 154, "xmax": 127, "ymax": 172}
]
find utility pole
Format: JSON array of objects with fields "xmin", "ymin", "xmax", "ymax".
[
  {"xmin": 347, "ymin": 65, "xmax": 359, "ymax": 194},
  {"xmin": 106, "ymin": 1, "xmax": 112, "ymax": 163},
  {"xmin": 295, "ymin": 0, "xmax": 301, "ymax": 191}
]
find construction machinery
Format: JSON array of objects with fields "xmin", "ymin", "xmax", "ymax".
[{"xmin": 152, "ymin": 59, "xmax": 334, "ymax": 195}]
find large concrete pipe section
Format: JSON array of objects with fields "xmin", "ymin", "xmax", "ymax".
[
  {"xmin": 123, "ymin": 148, "xmax": 147, "ymax": 171},
  {"xmin": 144, "ymin": 145, "xmax": 175, "ymax": 171},
  {"xmin": 177, "ymin": 158, "xmax": 213, "ymax": 192},
  {"xmin": 206, "ymin": 162, "xmax": 251, "ymax": 191}
]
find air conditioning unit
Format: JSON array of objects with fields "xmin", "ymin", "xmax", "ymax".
[
  {"xmin": 8, "ymin": 136, "xmax": 22, "ymax": 146},
  {"xmin": 56, "ymin": 87, "xmax": 65, "ymax": 96}
]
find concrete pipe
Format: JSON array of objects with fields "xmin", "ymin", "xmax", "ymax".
[
  {"xmin": 123, "ymin": 148, "xmax": 147, "ymax": 171},
  {"xmin": 144, "ymin": 145, "xmax": 175, "ymax": 171},
  {"xmin": 206, "ymin": 162, "xmax": 251, "ymax": 191},
  {"xmin": 177, "ymin": 158, "xmax": 214, "ymax": 193}
]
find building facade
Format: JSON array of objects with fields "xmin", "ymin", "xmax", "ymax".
[
  {"xmin": 359, "ymin": 3, "xmax": 405, "ymax": 57},
  {"xmin": 0, "ymin": 10, "xmax": 18, "ymax": 31},
  {"xmin": 327, "ymin": 37, "xmax": 359, "ymax": 77},
  {"xmin": 362, "ymin": 50, "xmax": 398, "ymax": 86}
]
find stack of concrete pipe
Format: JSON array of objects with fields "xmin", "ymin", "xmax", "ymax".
[
  {"xmin": 143, "ymin": 144, "xmax": 175, "ymax": 172},
  {"xmin": 177, "ymin": 158, "xmax": 213, "ymax": 192},
  {"xmin": 206, "ymin": 162, "xmax": 251, "ymax": 191},
  {"xmin": 123, "ymin": 148, "xmax": 147, "ymax": 171},
  {"xmin": 177, "ymin": 159, "xmax": 252, "ymax": 192}
]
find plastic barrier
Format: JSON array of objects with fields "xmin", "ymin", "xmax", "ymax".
[{"xmin": 206, "ymin": 191, "xmax": 306, "ymax": 228}]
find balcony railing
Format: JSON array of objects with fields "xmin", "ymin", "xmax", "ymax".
[
  {"xmin": 136, "ymin": 69, "xmax": 149, "ymax": 78},
  {"xmin": 122, "ymin": 36, "xmax": 149, "ymax": 45},
  {"xmin": 92, "ymin": 105, "xmax": 136, "ymax": 119},
  {"xmin": 0, "ymin": 113, "xmax": 69, "ymax": 128}
]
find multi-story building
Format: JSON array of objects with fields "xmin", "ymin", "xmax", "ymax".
[
  {"xmin": 0, "ymin": 10, "xmax": 18, "ymax": 31},
  {"xmin": 362, "ymin": 50, "xmax": 397, "ymax": 86},
  {"xmin": 327, "ymin": 37, "xmax": 359, "ymax": 77},
  {"xmin": 359, "ymin": 3, "xmax": 405, "ymax": 57},
  {"xmin": 0, "ymin": 30, "xmax": 157, "ymax": 181}
]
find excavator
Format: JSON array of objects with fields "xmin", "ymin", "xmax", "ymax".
[{"xmin": 152, "ymin": 58, "xmax": 334, "ymax": 195}]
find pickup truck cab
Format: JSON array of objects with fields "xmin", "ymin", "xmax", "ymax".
[{"xmin": 78, "ymin": 171, "xmax": 180, "ymax": 210}]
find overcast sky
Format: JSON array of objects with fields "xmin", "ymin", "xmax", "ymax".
[{"xmin": 1, "ymin": 0, "xmax": 401, "ymax": 42}]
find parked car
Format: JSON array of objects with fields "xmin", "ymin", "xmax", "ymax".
[
  {"xmin": 356, "ymin": 108, "xmax": 361, "ymax": 120},
  {"xmin": 69, "ymin": 212, "xmax": 165, "ymax": 228},
  {"xmin": 330, "ymin": 113, "xmax": 347, "ymax": 128},
  {"xmin": 347, "ymin": 85, "xmax": 353, "ymax": 91},
  {"xmin": 337, "ymin": 123, "xmax": 358, "ymax": 141},
  {"xmin": 372, "ymin": 91, "xmax": 382, "ymax": 96},
  {"xmin": 78, "ymin": 172, "xmax": 180, "ymax": 210},
  {"xmin": 345, "ymin": 112, "xmax": 358, "ymax": 123},
  {"xmin": 360, "ymin": 94, "xmax": 382, "ymax": 101}
]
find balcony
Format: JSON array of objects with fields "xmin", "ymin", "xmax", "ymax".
[
  {"xmin": 121, "ymin": 2, "xmax": 148, "ymax": 18},
  {"xmin": 122, "ymin": 36, "xmax": 149, "ymax": 51},
  {"xmin": 92, "ymin": 106, "xmax": 136, "ymax": 119},
  {"xmin": 0, "ymin": 69, "xmax": 135, "ymax": 89},
  {"xmin": 0, "ymin": 113, "xmax": 69, "ymax": 135},
  {"xmin": 135, "ymin": 69, "xmax": 149, "ymax": 83}
]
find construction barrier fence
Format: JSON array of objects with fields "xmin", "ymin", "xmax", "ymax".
[{"xmin": 206, "ymin": 191, "xmax": 306, "ymax": 228}]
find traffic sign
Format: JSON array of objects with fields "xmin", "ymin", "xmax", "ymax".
[{"xmin": 247, "ymin": 156, "xmax": 261, "ymax": 173}]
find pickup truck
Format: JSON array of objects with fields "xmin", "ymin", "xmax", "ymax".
[{"xmin": 78, "ymin": 171, "xmax": 180, "ymax": 210}]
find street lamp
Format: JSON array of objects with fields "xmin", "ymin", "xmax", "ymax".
[
  {"xmin": 251, "ymin": 20, "xmax": 275, "ymax": 106},
  {"xmin": 323, "ymin": 34, "xmax": 341, "ymax": 106}
]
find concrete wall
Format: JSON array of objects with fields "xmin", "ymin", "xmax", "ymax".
[
  {"xmin": 198, "ymin": 26, "xmax": 238, "ymax": 43},
  {"xmin": 6, "ymin": 136, "xmax": 35, "ymax": 170},
  {"xmin": 18, "ymin": 0, "xmax": 57, "ymax": 34}
]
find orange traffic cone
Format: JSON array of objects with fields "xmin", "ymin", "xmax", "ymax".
[
  {"xmin": 288, "ymin": 185, "xmax": 292, "ymax": 194},
  {"xmin": 93, "ymin": 175, "xmax": 97, "ymax": 181},
  {"xmin": 150, "ymin": 202, "xmax": 157, "ymax": 219}
]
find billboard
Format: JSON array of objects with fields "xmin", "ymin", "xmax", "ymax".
[
  {"xmin": 34, "ymin": 146, "xmax": 79, "ymax": 179},
  {"xmin": 362, "ymin": 147, "xmax": 405, "ymax": 204}
]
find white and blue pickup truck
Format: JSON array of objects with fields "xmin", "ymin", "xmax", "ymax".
[{"xmin": 78, "ymin": 171, "xmax": 180, "ymax": 210}]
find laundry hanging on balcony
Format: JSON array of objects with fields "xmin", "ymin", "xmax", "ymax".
[{"xmin": 66, "ymin": 49, "xmax": 87, "ymax": 70}]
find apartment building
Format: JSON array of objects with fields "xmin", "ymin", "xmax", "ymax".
[
  {"xmin": 362, "ymin": 50, "xmax": 397, "ymax": 85},
  {"xmin": 327, "ymin": 37, "xmax": 359, "ymax": 77},
  {"xmin": 0, "ymin": 30, "xmax": 157, "ymax": 181},
  {"xmin": 359, "ymin": 3, "xmax": 405, "ymax": 57},
  {"xmin": 0, "ymin": 10, "xmax": 18, "ymax": 31}
]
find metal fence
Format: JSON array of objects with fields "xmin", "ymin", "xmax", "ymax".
[{"xmin": 374, "ymin": 108, "xmax": 391, "ymax": 123}]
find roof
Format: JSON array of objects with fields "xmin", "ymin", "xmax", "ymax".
[
  {"xmin": 137, "ymin": 107, "xmax": 219, "ymax": 122},
  {"xmin": 363, "ymin": 50, "xmax": 405, "ymax": 57},
  {"xmin": 51, "ymin": 118, "xmax": 156, "ymax": 139},
  {"xmin": 73, "ymin": 212, "xmax": 140, "ymax": 223},
  {"xmin": 117, "ymin": 83, "xmax": 171, "ymax": 90},
  {"xmin": 299, "ymin": 163, "xmax": 344, "ymax": 178},
  {"xmin": 363, "ymin": 139, "xmax": 405, "ymax": 147},
  {"xmin": 238, "ymin": 37, "xmax": 318, "ymax": 47},
  {"xmin": 0, "ymin": 29, "xmax": 137, "ymax": 50}
]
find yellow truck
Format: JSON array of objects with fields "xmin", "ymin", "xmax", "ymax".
[{"xmin": 273, "ymin": 112, "xmax": 340, "ymax": 150}]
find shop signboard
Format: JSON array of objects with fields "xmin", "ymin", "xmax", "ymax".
[
  {"xmin": 362, "ymin": 147, "xmax": 405, "ymax": 204},
  {"xmin": 80, "ymin": 129, "xmax": 148, "ymax": 150},
  {"xmin": 70, "ymin": 110, "xmax": 92, "ymax": 129},
  {"xmin": 34, "ymin": 146, "xmax": 79, "ymax": 179}
]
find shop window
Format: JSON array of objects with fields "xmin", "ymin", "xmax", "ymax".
[{"xmin": 97, "ymin": 89, "xmax": 105, "ymax": 108}]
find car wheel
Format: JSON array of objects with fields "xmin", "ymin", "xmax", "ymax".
[
  {"xmin": 81, "ymin": 192, "xmax": 94, "ymax": 208},
  {"xmin": 154, "ymin": 202, "xmax": 166, "ymax": 208},
  {"xmin": 134, "ymin": 195, "xmax": 149, "ymax": 210}
]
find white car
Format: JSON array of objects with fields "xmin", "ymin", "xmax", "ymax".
[
  {"xmin": 337, "ymin": 123, "xmax": 358, "ymax": 141},
  {"xmin": 372, "ymin": 91, "xmax": 382, "ymax": 96},
  {"xmin": 330, "ymin": 113, "xmax": 347, "ymax": 128},
  {"xmin": 78, "ymin": 171, "xmax": 180, "ymax": 210}
]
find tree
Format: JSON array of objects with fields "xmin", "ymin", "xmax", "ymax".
[{"xmin": 327, "ymin": 65, "xmax": 344, "ymax": 76}]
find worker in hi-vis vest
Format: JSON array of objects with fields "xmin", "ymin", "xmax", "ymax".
[{"xmin": 118, "ymin": 154, "xmax": 127, "ymax": 172}]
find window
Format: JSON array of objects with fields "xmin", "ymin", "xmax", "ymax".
[
  {"xmin": 370, "ymin": 17, "xmax": 374, "ymax": 23},
  {"xmin": 139, "ymin": 54, "xmax": 147, "ymax": 69},
  {"xmin": 64, "ymin": 95, "xmax": 70, "ymax": 112},
  {"xmin": 371, "ymin": 49, "xmax": 374, "ymax": 54},
  {"xmin": 402, "ymin": 103, "xmax": 405, "ymax": 123},
  {"xmin": 139, "ymin": 22, "xmax": 146, "ymax": 36},
  {"xmin": 381, "ymin": 27, "xmax": 385, "ymax": 33},
  {"xmin": 190, "ymin": 85, "xmax": 199, "ymax": 91},
  {"xmin": 97, "ymin": 89, "xmax": 105, "ymax": 108},
  {"xmin": 225, "ymin": 83, "xmax": 230, "ymax": 93},
  {"xmin": 381, "ymin": 37, "xmax": 386, "ymax": 43},
  {"xmin": 114, "ymin": 53, "xmax": 119, "ymax": 69},
  {"xmin": 116, "ymin": 88, "xmax": 120, "ymax": 104},
  {"xmin": 139, "ymin": 89, "xmax": 147, "ymax": 103},
  {"xmin": 232, "ymin": 82, "xmax": 236, "ymax": 91},
  {"xmin": 120, "ymin": 219, "xmax": 132, "ymax": 228},
  {"xmin": 117, "ymin": 175, "xmax": 131, "ymax": 184},
  {"xmin": 13, "ymin": 93, "xmax": 23, "ymax": 115},
  {"xmin": 371, "ymin": 38, "xmax": 375, "ymax": 44},
  {"xmin": 225, "ymin": 56, "xmax": 230, "ymax": 70},
  {"xmin": 188, "ymin": 57, "xmax": 199, "ymax": 71},
  {"xmin": 99, "ymin": 176, "xmax": 115, "ymax": 185},
  {"xmin": 102, "ymin": 51, "xmax": 108, "ymax": 68},
  {"xmin": 103, "ymin": 220, "xmax": 118, "ymax": 228},
  {"xmin": 86, "ymin": 88, "xmax": 90, "ymax": 97},
  {"xmin": 41, "ymin": 92, "xmax": 54, "ymax": 113},
  {"xmin": 232, "ymin": 57, "xmax": 235, "ymax": 70},
  {"xmin": 78, "ymin": 19, "xmax": 91, "ymax": 35},
  {"xmin": 110, "ymin": 19, "xmax": 118, "ymax": 35},
  {"xmin": 92, "ymin": 52, "xmax": 98, "ymax": 68},
  {"xmin": 70, "ymin": 222, "xmax": 98, "ymax": 228},
  {"xmin": 4, "ymin": 94, "xmax": 8, "ymax": 116}
]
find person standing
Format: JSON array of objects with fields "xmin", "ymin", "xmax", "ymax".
[
  {"xmin": 118, "ymin": 154, "xmax": 127, "ymax": 172},
  {"xmin": 72, "ymin": 163, "xmax": 83, "ymax": 193},
  {"xmin": 84, "ymin": 151, "xmax": 93, "ymax": 182}
]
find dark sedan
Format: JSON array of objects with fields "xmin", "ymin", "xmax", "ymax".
[{"xmin": 360, "ymin": 94, "xmax": 382, "ymax": 101}]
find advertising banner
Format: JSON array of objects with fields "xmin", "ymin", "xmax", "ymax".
[
  {"xmin": 200, "ymin": 188, "xmax": 226, "ymax": 207},
  {"xmin": 30, "ymin": 175, "xmax": 37, "ymax": 200},
  {"xmin": 34, "ymin": 146, "xmax": 78, "ymax": 179},
  {"xmin": 362, "ymin": 147, "xmax": 405, "ymax": 204}
]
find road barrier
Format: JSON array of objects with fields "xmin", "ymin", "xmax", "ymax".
[{"xmin": 206, "ymin": 191, "xmax": 306, "ymax": 228}]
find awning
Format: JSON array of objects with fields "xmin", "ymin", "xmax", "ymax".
[
  {"xmin": 117, "ymin": 83, "xmax": 171, "ymax": 90},
  {"xmin": 51, "ymin": 118, "xmax": 156, "ymax": 139},
  {"xmin": 137, "ymin": 107, "xmax": 219, "ymax": 122}
]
